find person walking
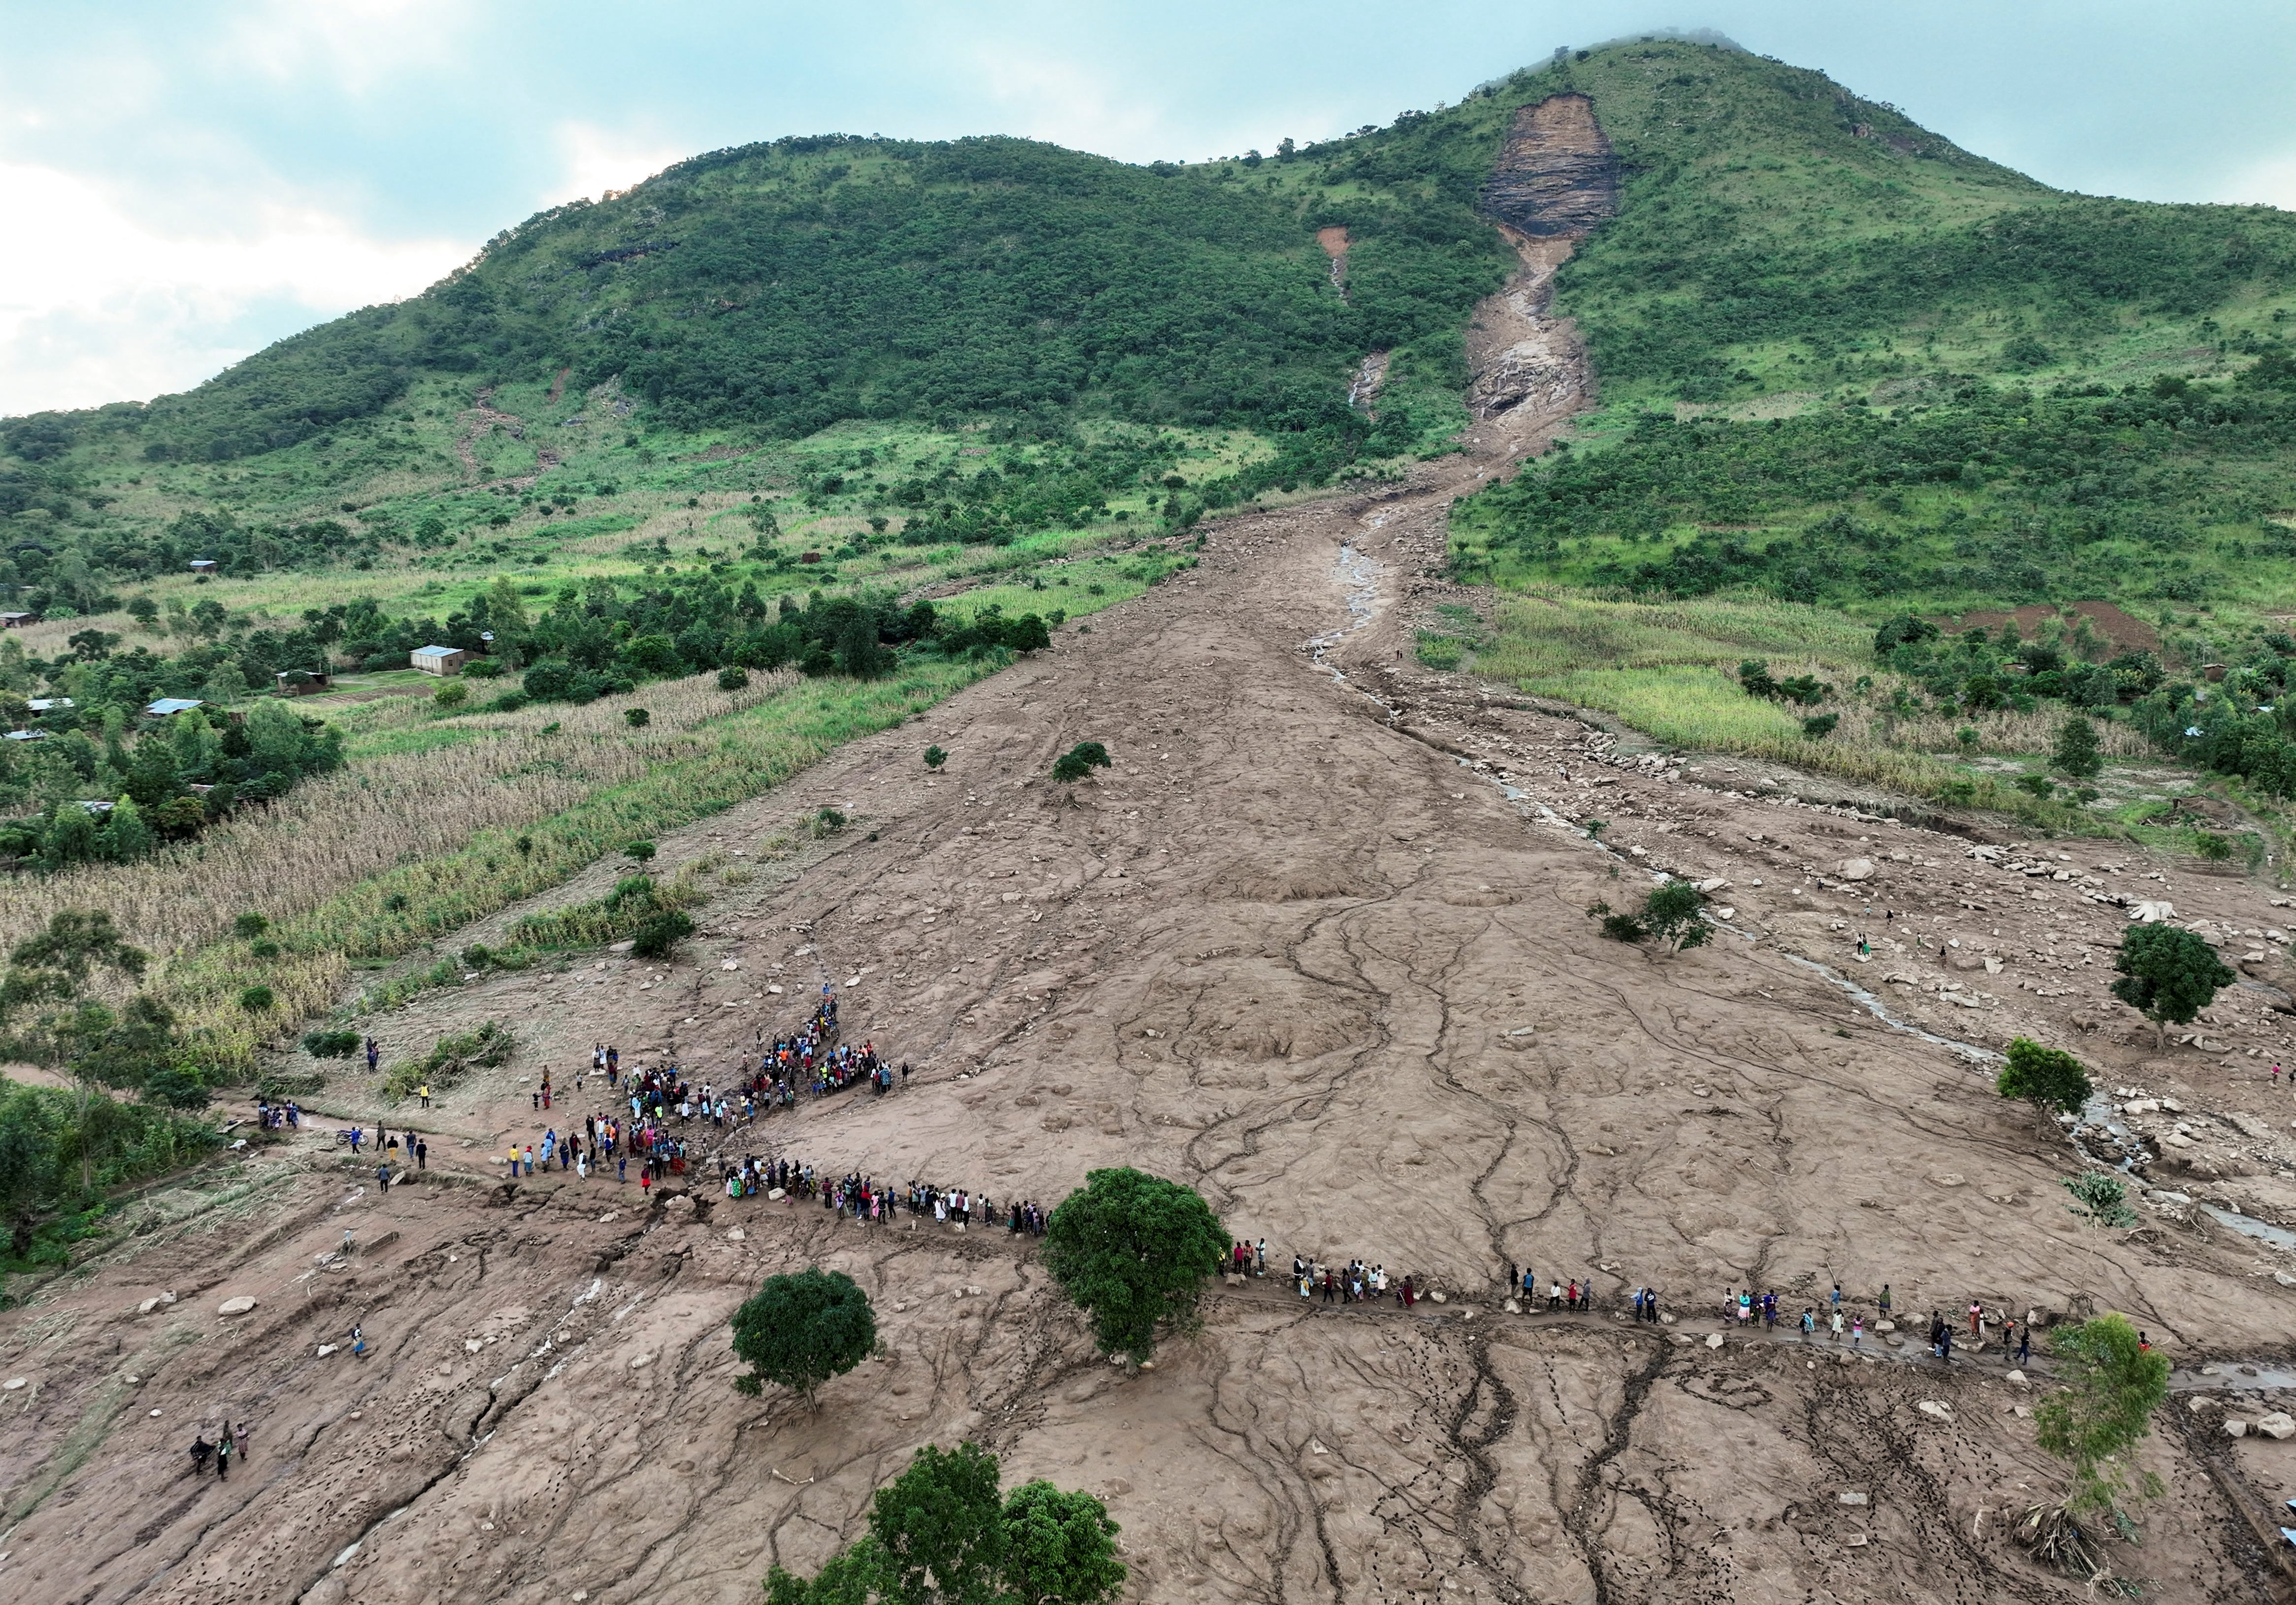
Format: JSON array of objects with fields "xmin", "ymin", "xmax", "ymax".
[
  {"xmin": 232, "ymin": 1422, "xmax": 250, "ymax": 1464},
  {"xmin": 215, "ymin": 1427, "xmax": 232, "ymax": 1481},
  {"xmin": 2016, "ymin": 1323, "xmax": 2031, "ymax": 1366},
  {"xmin": 1830, "ymin": 1308, "xmax": 1843, "ymax": 1343},
  {"xmin": 1851, "ymin": 1314, "xmax": 1863, "ymax": 1350},
  {"xmin": 376, "ymin": 1162, "xmax": 391, "ymax": 1195},
  {"xmin": 418, "ymin": 1083, "xmax": 431, "ymax": 1110}
]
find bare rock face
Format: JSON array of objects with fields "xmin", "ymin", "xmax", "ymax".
[{"xmin": 1481, "ymin": 95, "xmax": 1621, "ymax": 237}]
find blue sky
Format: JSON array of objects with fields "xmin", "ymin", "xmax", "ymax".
[{"xmin": 2, "ymin": 0, "xmax": 2292, "ymax": 416}]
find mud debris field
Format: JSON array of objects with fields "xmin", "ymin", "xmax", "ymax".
[{"xmin": 9, "ymin": 127, "xmax": 2296, "ymax": 1605}]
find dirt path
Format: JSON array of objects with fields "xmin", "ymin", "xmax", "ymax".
[{"xmin": 6, "ymin": 103, "xmax": 2296, "ymax": 1605}]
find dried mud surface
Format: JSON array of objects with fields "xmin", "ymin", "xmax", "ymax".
[{"xmin": 9, "ymin": 135, "xmax": 2296, "ymax": 1605}]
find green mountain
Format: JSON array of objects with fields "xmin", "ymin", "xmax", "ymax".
[{"xmin": 6, "ymin": 36, "xmax": 2296, "ymax": 623}]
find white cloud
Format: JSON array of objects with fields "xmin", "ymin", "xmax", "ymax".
[
  {"xmin": 2210, "ymin": 150, "xmax": 2296, "ymax": 212},
  {"xmin": 223, "ymin": 0, "xmax": 472, "ymax": 94},
  {"xmin": 0, "ymin": 161, "xmax": 467, "ymax": 415},
  {"xmin": 966, "ymin": 47, "xmax": 1171, "ymax": 162},
  {"xmin": 552, "ymin": 121, "xmax": 689, "ymax": 205}
]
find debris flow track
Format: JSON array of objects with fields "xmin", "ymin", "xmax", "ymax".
[{"xmin": 5, "ymin": 115, "xmax": 2296, "ymax": 1605}]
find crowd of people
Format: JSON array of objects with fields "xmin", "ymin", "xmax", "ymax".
[
  {"xmin": 309, "ymin": 984, "xmax": 2052, "ymax": 1379},
  {"xmin": 716, "ymin": 1157, "xmax": 1052, "ymax": 1237}
]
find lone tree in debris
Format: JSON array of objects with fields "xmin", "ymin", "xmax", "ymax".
[
  {"xmin": 729, "ymin": 1267, "xmax": 877, "ymax": 1404},
  {"xmin": 2014, "ymin": 1312, "xmax": 2169, "ymax": 1584},
  {"xmin": 924, "ymin": 744, "xmax": 948, "ymax": 770},
  {"xmin": 2110, "ymin": 923, "xmax": 2231, "ymax": 1050},
  {"xmin": 1593, "ymin": 882, "xmax": 1709, "ymax": 952},
  {"xmin": 1052, "ymin": 741, "xmax": 1112, "ymax": 784},
  {"xmin": 1043, "ymin": 1167, "xmax": 1226, "ymax": 1362},
  {"xmin": 1996, "ymin": 1037, "xmax": 2093, "ymax": 1123}
]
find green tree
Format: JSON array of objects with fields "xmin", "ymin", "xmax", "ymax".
[
  {"xmin": 1640, "ymin": 880, "xmax": 1710, "ymax": 951},
  {"xmin": 2110, "ymin": 923, "xmax": 2232, "ymax": 1050},
  {"xmin": 1996, "ymin": 1037, "xmax": 2092, "ymax": 1120},
  {"xmin": 870, "ymin": 1441, "xmax": 1006, "ymax": 1605},
  {"xmin": 1043, "ymin": 1167, "xmax": 1226, "ymax": 1361},
  {"xmin": 999, "ymin": 1481, "xmax": 1125, "ymax": 1605},
  {"xmin": 763, "ymin": 1444, "xmax": 1124, "ymax": 1605},
  {"xmin": 103, "ymin": 796, "xmax": 153, "ymax": 862},
  {"xmin": 1051, "ymin": 742, "xmax": 1112, "ymax": 784},
  {"xmin": 2035, "ymin": 1313, "xmax": 2169, "ymax": 1516},
  {"xmin": 924, "ymin": 745, "xmax": 948, "ymax": 770},
  {"xmin": 625, "ymin": 840, "xmax": 657, "ymax": 864},
  {"xmin": 729, "ymin": 1267, "xmax": 877, "ymax": 1403},
  {"xmin": 202, "ymin": 658, "xmax": 247, "ymax": 706},
  {"xmin": 433, "ymin": 681, "xmax": 469, "ymax": 710},
  {"xmin": 2052, "ymin": 715, "xmax": 2102, "ymax": 781},
  {"xmin": 0, "ymin": 910, "xmax": 156, "ymax": 1188},
  {"xmin": 0, "ymin": 1085, "xmax": 60, "ymax": 1257}
]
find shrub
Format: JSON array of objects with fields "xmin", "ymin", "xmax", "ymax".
[
  {"xmin": 624, "ymin": 707, "xmax": 650, "ymax": 727},
  {"xmin": 1593, "ymin": 883, "xmax": 1707, "ymax": 951},
  {"xmin": 1997, "ymin": 1037, "xmax": 2092, "ymax": 1118},
  {"xmin": 624, "ymin": 840, "xmax": 657, "ymax": 864},
  {"xmin": 238, "ymin": 985, "xmax": 273, "ymax": 1011},
  {"xmin": 730, "ymin": 1267, "xmax": 877, "ymax": 1401},
  {"xmin": 1801, "ymin": 713, "xmax": 1838, "ymax": 739},
  {"xmin": 432, "ymin": 682, "xmax": 469, "ymax": 711},
  {"xmin": 632, "ymin": 910, "xmax": 695, "ymax": 959},
  {"xmin": 810, "ymin": 806, "xmax": 846, "ymax": 838},
  {"xmin": 1042, "ymin": 1167, "xmax": 1226, "ymax": 1361},
  {"xmin": 924, "ymin": 744, "xmax": 948, "ymax": 770},
  {"xmin": 300, "ymin": 1028, "xmax": 362, "ymax": 1057},
  {"xmin": 249, "ymin": 939, "xmax": 280, "ymax": 959},
  {"xmin": 382, "ymin": 1020, "xmax": 514, "ymax": 1100},
  {"xmin": 1052, "ymin": 741, "xmax": 1112, "ymax": 784},
  {"xmin": 233, "ymin": 912, "xmax": 269, "ymax": 939},
  {"xmin": 2061, "ymin": 1169, "xmax": 2136, "ymax": 1229},
  {"xmin": 2195, "ymin": 830, "xmax": 2234, "ymax": 861},
  {"xmin": 716, "ymin": 666, "xmax": 750, "ymax": 690},
  {"xmin": 463, "ymin": 658, "xmax": 503, "ymax": 679}
]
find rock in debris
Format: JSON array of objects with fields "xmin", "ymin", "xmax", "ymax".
[
  {"xmin": 2226, "ymin": 1419, "xmax": 2249, "ymax": 1438},
  {"xmin": 217, "ymin": 1296, "xmax": 257, "ymax": 1316},
  {"xmin": 1835, "ymin": 858, "xmax": 1876, "ymax": 882},
  {"xmin": 1705, "ymin": 1332, "xmax": 1725, "ymax": 1350},
  {"xmin": 1917, "ymin": 1401, "xmax": 1953, "ymax": 1422},
  {"xmin": 2255, "ymin": 1411, "xmax": 2296, "ymax": 1441}
]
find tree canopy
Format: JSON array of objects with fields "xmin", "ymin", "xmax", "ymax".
[
  {"xmin": 730, "ymin": 1266, "xmax": 878, "ymax": 1402},
  {"xmin": 1042, "ymin": 1167, "xmax": 1227, "ymax": 1360},
  {"xmin": 1996, "ymin": 1037, "xmax": 2093, "ymax": 1119},
  {"xmin": 763, "ymin": 1441, "xmax": 1123, "ymax": 1605},
  {"xmin": 2110, "ymin": 924, "xmax": 2233, "ymax": 1048},
  {"xmin": 2035, "ymin": 1313, "xmax": 2170, "ymax": 1515}
]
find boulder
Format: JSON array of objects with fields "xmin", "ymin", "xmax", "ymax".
[
  {"xmin": 1917, "ymin": 1401, "xmax": 1952, "ymax": 1422},
  {"xmin": 766, "ymin": 1188, "xmax": 786, "ymax": 1201},
  {"xmin": 2256, "ymin": 1411, "xmax": 2296, "ymax": 1441},
  {"xmin": 1705, "ymin": 1332, "xmax": 1725, "ymax": 1349},
  {"xmin": 1835, "ymin": 859, "xmax": 1876, "ymax": 882},
  {"xmin": 217, "ymin": 1296, "xmax": 257, "ymax": 1316},
  {"xmin": 2225, "ymin": 1419, "xmax": 2249, "ymax": 1438}
]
